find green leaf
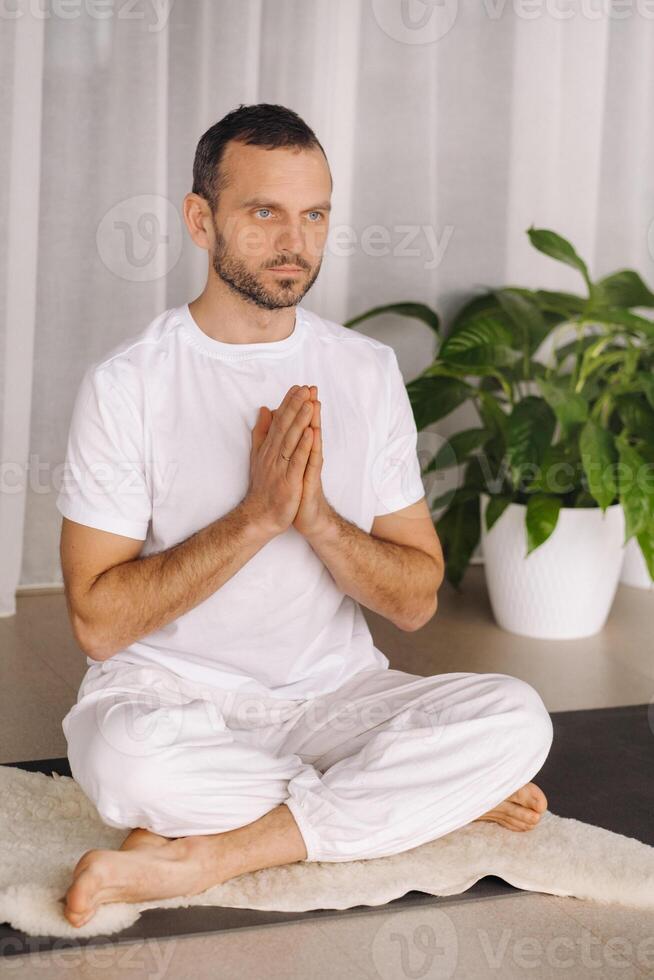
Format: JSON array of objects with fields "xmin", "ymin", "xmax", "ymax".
[
  {"xmin": 506, "ymin": 396, "xmax": 557, "ymax": 489},
  {"xmin": 493, "ymin": 287, "xmax": 550, "ymax": 356},
  {"xmin": 537, "ymin": 378, "xmax": 589, "ymax": 434},
  {"xmin": 450, "ymin": 286, "xmax": 583, "ymax": 328},
  {"xmin": 436, "ymin": 491, "xmax": 481, "ymax": 589},
  {"xmin": 533, "ymin": 289, "xmax": 586, "ymax": 318},
  {"xmin": 484, "ymin": 495, "xmax": 512, "ymax": 532},
  {"xmin": 574, "ymin": 488, "xmax": 600, "ymax": 507},
  {"xmin": 463, "ymin": 454, "xmax": 488, "ymax": 492},
  {"xmin": 423, "ymin": 427, "xmax": 490, "ymax": 473},
  {"xmin": 635, "ymin": 372, "xmax": 654, "ymax": 411},
  {"xmin": 476, "ymin": 390, "xmax": 509, "ymax": 441},
  {"xmin": 576, "ymin": 337, "xmax": 633, "ymax": 390},
  {"xmin": 585, "ymin": 308, "xmax": 654, "ymax": 339},
  {"xmin": 527, "ymin": 227, "xmax": 591, "ymax": 289},
  {"xmin": 635, "ymin": 523, "xmax": 654, "ymax": 581},
  {"xmin": 528, "ymin": 442, "xmax": 583, "ymax": 496},
  {"xmin": 554, "ymin": 333, "xmax": 603, "ymax": 364},
  {"xmin": 464, "ymin": 451, "xmax": 510, "ymax": 496},
  {"xmin": 614, "ymin": 394, "xmax": 654, "ymax": 439},
  {"xmin": 406, "ymin": 375, "xmax": 473, "ymax": 430},
  {"xmin": 504, "ymin": 360, "xmax": 549, "ymax": 384},
  {"xmin": 344, "ymin": 302, "xmax": 440, "ymax": 335},
  {"xmin": 594, "ymin": 270, "xmax": 654, "ymax": 309},
  {"xmin": 448, "ymin": 293, "xmax": 501, "ymax": 333},
  {"xmin": 423, "ymin": 361, "xmax": 512, "ymax": 384},
  {"xmin": 525, "ymin": 494, "xmax": 562, "ymax": 555},
  {"xmin": 448, "ymin": 287, "xmax": 572, "ymax": 361},
  {"xmin": 616, "ymin": 433, "xmax": 654, "ymax": 539},
  {"xmin": 579, "ymin": 421, "xmax": 618, "ymax": 510},
  {"xmin": 439, "ymin": 314, "xmax": 519, "ymax": 368}
]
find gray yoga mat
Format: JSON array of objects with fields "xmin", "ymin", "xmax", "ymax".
[{"xmin": 1, "ymin": 702, "xmax": 651, "ymax": 957}]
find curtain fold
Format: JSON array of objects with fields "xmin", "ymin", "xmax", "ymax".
[
  {"xmin": 1, "ymin": 0, "xmax": 653, "ymax": 616},
  {"xmin": 1, "ymin": 11, "xmax": 45, "ymax": 617}
]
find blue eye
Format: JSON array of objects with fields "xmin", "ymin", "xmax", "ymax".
[{"xmin": 254, "ymin": 208, "xmax": 324, "ymax": 221}]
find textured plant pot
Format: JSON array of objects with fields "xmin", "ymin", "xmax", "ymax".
[
  {"xmin": 620, "ymin": 536, "xmax": 654, "ymax": 590},
  {"xmin": 480, "ymin": 493, "xmax": 625, "ymax": 639}
]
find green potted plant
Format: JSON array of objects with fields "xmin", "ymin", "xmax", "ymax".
[{"xmin": 346, "ymin": 228, "xmax": 654, "ymax": 638}]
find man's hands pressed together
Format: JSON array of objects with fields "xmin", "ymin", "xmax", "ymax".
[
  {"xmin": 245, "ymin": 382, "xmax": 443, "ymax": 633},
  {"xmin": 267, "ymin": 385, "xmax": 332, "ymax": 539},
  {"xmin": 289, "ymin": 386, "xmax": 331, "ymax": 538},
  {"xmin": 246, "ymin": 383, "xmax": 333, "ymax": 539}
]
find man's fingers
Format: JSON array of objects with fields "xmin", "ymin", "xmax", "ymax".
[
  {"xmin": 302, "ymin": 401, "xmax": 322, "ymax": 481},
  {"xmin": 270, "ymin": 386, "xmax": 300, "ymax": 431},
  {"xmin": 289, "ymin": 427, "xmax": 314, "ymax": 474}
]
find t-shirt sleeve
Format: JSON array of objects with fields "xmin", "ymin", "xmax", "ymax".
[
  {"xmin": 371, "ymin": 348, "xmax": 426, "ymax": 517},
  {"xmin": 56, "ymin": 366, "xmax": 152, "ymax": 540}
]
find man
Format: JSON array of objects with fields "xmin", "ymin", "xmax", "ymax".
[{"xmin": 58, "ymin": 103, "xmax": 553, "ymax": 928}]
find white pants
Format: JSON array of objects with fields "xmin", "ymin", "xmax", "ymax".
[{"xmin": 61, "ymin": 661, "xmax": 554, "ymax": 863}]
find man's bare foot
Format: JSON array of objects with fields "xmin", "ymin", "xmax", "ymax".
[
  {"xmin": 473, "ymin": 781, "xmax": 548, "ymax": 832},
  {"xmin": 60, "ymin": 836, "xmax": 214, "ymax": 929},
  {"xmin": 59, "ymin": 803, "xmax": 306, "ymax": 929}
]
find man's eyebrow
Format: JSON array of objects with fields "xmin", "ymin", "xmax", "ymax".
[{"xmin": 239, "ymin": 198, "xmax": 332, "ymax": 213}]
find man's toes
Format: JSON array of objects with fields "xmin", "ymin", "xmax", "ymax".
[
  {"xmin": 526, "ymin": 788, "xmax": 547, "ymax": 814},
  {"xmin": 66, "ymin": 907, "xmax": 93, "ymax": 927}
]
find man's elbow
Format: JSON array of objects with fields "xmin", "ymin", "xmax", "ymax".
[
  {"xmin": 431, "ymin": 555, "xmax": 445, "ymax": 593},
  {"xmin": 398, "ymin": 594, "xmax": 439, "ymax": 632},
  {"xmin": 72, "ymin": 612, "xmax": 113, "ymax": 662},
  {"xmin": 399, "ymin": 559, "xmax": 443, "ymax": 632}
]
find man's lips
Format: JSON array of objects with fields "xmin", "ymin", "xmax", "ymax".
[{"xmin": 268, "ymin": 266, "xmax": 304, "ymax": 273}]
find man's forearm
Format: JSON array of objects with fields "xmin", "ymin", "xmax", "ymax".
[
  {"xmin": 75, "ymin": 500, "xmax": 275, "ymax": 662},
  {"xmin": 305, "ymin": 506, "xmax": 442, "ymax": 631}
]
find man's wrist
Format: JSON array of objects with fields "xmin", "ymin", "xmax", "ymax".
[
  {"xmin": 234, "ymin": 497, "xmax": 280, "ymax": 548},
  {"xmin": 303, "ymin": 503, "xmax": 341, "ymax": 547}
]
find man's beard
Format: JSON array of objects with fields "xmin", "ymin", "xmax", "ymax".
[{"xmin": 210, "ymin": 220, "xmax": 322, "ymax": 310}]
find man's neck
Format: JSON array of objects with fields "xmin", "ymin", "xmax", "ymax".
[{"xmin": 188, "ymin": 283, "xmax": 297, "ymax": 345}]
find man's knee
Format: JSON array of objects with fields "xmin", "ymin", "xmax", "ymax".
[
  {"xmin": 64, "ymin": 700, "xmax": 174, "ymax": 825},
  {"xmin": 490, "ymin": 673, "xmax": 554, "ymax": 768}
]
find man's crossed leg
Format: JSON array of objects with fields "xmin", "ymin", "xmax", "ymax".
[{"xmin": 60, "ymin": 666, "xmax": 554, "ymax": 927}]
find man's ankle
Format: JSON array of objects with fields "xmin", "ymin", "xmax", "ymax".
[{"xmin": 206, "ymin": 803, "xmax": 309, "ymax": 883}]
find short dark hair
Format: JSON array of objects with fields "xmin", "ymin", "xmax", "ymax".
[{"xmin": 191, "ymin": 103, "xmax": 330, "ymax": 213}]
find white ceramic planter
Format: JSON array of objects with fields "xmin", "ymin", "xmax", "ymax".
[
  {"xmin": 480, "ymin": 493, "xmax": 626, "ymax": 639},
  {"xmin": 620, "ymin": 536, "xmax": 654, "ymax": 590}
]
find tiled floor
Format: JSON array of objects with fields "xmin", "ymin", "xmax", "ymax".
[{"xmin": 1, "ymin": 567, "xmax": 653, "ymax": 978}]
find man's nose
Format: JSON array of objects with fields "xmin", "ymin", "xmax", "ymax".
[{"xmin": 275, "ymin": 221, "xmax": 305, "ymax": 256}]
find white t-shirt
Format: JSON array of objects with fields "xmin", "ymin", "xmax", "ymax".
[{"xmin": 56, "ymin": 303, "xmax": 426, "ymax": 700}]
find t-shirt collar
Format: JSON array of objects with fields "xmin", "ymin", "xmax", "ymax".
[{"xmin": 177, "ymin": 303, "xmax": 307, "ymax": 360}]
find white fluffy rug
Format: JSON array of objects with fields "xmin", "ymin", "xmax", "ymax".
[{"xmin": 0, "ymin": 765, "xmax": 652, "ymax": 939}]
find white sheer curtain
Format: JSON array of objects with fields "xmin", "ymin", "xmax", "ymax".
[{"xmin": 1, "ymin": 0, "xmax": 653, "ymax": 616}]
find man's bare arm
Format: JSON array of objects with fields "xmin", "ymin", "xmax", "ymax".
[
  {"xmin": 66, "ymin": 500, "xmax": 276, "ymax": 662},
  {"xmin": 304, "ymin": 503, "xmax": 444, "ymax": 632}
]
